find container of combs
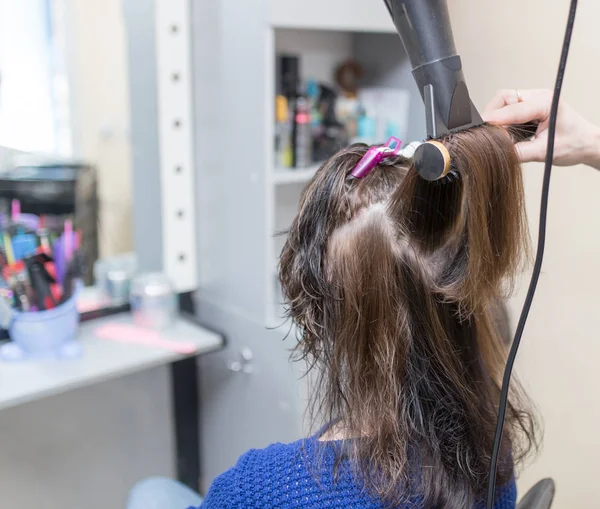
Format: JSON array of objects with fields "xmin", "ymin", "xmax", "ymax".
[{"xmin": 0, "ymin": 281, "xmax": 83, "ymax": 361}]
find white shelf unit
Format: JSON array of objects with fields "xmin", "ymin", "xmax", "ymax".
[
  {"xmin": 194, "ymin": 0, "xmax": 426, "ymax": 330},
  {"xmin": 268, "ymin": 0, "xmax": 395, "ymax": 33}
]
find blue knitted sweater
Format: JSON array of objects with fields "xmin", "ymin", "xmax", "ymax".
[{"xmin": 194, "ymin": 433, "xmax": 516, "ymax": 509}]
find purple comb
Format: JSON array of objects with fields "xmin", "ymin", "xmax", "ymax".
[{"xmin": 349, "ymin": 137, "xmax": 402, "ymax": 179}]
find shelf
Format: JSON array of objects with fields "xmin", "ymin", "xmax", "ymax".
[
  {"xmin": 0, "ymin": 313, "xmax": 224, "ymax": 411},
  {"xmin": 269, "ymin": 0, "xmax": 395, "ymax": 33},
  {"xmin": 273, "ymin": 164, "xmax": 321, "ymax": 185}
]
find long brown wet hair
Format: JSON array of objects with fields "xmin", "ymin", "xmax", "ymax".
[{"xmin": 279, "ymin": 124, "xmax": 538, "ymax": 507}]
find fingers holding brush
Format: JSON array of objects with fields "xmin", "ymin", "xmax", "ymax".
[
  {"xmin": 515, "ymin": 135, "xmax": 548, "ymax": 164},
  {"xmin": 483, "ymin": 88, "xmax": 534, "ymax": 114},
  {"xmin": 483, "ymin": 89, "xmax": 551, "ymax": 126},
  {"xmin": 484, "ymin": 88, "xmax": 600, "ymax": 169}
]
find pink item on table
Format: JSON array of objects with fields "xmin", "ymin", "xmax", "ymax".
[{"xmin": 94, "ymin": 323, "xmax": 198, "ymax": 354}]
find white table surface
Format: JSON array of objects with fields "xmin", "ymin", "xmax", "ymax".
[{"xmin": 0, "ymin": 313, "xmax": 223, "ymax": 411}]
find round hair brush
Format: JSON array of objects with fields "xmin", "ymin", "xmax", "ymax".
[{"xmin": 413, "ymin": 140, "xmax": 452, "ymax": 181}]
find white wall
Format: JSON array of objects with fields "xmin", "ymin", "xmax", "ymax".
[
  {"xmin": 450, "ymin": 1, "xmax": 600, "ymax": 506},
  {"xmin": 66, "ymin": 0, "xmax": 133, "ymax": 257}
]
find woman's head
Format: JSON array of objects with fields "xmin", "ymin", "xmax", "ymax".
[{"xmin": 279, "ymin": 124, "xmax": 537, "ymax": 507}]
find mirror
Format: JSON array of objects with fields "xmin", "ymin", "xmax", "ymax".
[{"xmin": 0, "ymin": 0, "xmax": 133, "ymax": 265}]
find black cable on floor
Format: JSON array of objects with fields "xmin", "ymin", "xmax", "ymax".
[{"xmin": 486, "ymin": 1, "xmax": 579, "ymax": 507}]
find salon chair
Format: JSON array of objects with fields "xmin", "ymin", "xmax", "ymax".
[{"xmin": 517, "ymin": 479, "xmax": 555, "ymax": 509}]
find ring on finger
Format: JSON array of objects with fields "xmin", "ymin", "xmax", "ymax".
[{"xmin": 515, "ymin": 89, "xmax": 523, "ymax": 103}]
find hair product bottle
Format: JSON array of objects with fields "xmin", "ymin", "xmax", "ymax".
[
  {"xmin": 293, "ymin": 96, "xmax": 312, "ymax": 168},
  {"xmin": 275, "ymin": 95, "xmax": 292, "ymax": 168}
]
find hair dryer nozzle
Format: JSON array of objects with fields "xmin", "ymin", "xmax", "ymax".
[{"xmin": 384, "ymin": 0, "xmax": 483, "ymax": 138}]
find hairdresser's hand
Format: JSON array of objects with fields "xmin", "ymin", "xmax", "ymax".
[{"xmin": 483, "ymin": 88, "xmax": 600, "ymax": 170}]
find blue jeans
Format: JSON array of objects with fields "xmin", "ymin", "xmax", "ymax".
[{"xmin": 127, "ymin": 477, "xmax": 203, "ymax": 509}]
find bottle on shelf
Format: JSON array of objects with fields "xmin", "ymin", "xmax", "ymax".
[
  {"xmin": 312, "ymin": 84, "xmax": 349, "ymax": 163},
  {"xmin": 275, "ymin": 95, "xmax": 292, "ymax": 168},
  {"xmin": 305, "ymin": 79, "xmax": 322, "ymax": 137},
  {"xmin": 354, "ymin": 107, "xmax": 377, "ymax": 146},
  {"xmin": 293, "ymin": 96, "xmax": 312, "ymax": 168},
  {"xmin": 277, "ymin": 54, "xmax": 315, "ymax": 169}
]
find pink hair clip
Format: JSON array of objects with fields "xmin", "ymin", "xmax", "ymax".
[{"xmin": 349, "ymin": 137, "xmax": 402, "ymax": 179}]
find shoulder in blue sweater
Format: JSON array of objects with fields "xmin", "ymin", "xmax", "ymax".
[{"xmin": 195, "ymin": 434, "xmax": 516, "ymax": 508}]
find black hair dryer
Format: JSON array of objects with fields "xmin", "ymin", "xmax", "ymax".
[{"xmin": 383, "ymin": 0, "xmax": 483, "ymax": 138}]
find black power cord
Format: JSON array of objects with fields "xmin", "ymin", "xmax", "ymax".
[{"xmin": 486, "ymin": 1, "xmax": 579, "ymax": 507}]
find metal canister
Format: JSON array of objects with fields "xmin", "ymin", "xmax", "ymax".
[
  {"xmin": 94, "ymin": 253, "xmax": 137, "ymax": 306},
  {"xmin": 105, "ymin": 269, "xmax": 132, "ymax": 306}
]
